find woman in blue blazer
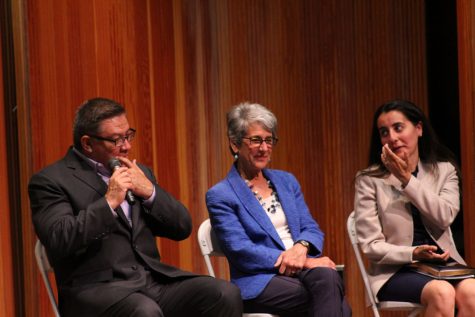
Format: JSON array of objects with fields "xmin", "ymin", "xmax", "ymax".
[{"xmin": 206, "ymin": 102, "xmax": 351, "ymax": 316}]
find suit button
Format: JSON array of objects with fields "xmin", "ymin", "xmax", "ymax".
[
  {"xmin": 131, "ymin": 265, "xmax": 138, "ymax": 270},
  {"xmin": 133, "ymin": 244, "xmax": 138, "ymax": 250}
]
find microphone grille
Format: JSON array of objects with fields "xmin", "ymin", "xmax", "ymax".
[{"xmin": 108, "ymin": 158, "xmax": 121, "ymax": 169}]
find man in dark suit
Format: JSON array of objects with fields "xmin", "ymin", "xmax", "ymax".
[{"xmin": 28, "ymin": 97, "xmax": 242, "ymax": 317}]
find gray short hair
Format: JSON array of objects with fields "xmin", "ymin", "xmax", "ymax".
[{"xmin": 226, "ymin": 102, "xmax": 277, "ymax": 146}]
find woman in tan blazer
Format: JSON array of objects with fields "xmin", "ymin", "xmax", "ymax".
[{"xmin": 354, "ymin": 100, "xmax": 475, "ymax": 317}]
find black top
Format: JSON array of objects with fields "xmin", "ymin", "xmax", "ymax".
[{"xmin": 410, "ymin": 167, "xmax": 443, "ymax": 254}]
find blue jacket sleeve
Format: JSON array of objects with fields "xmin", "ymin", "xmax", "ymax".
[{"xmin": 206, "ymin": 188, "xmax": 282, "ymax": 274}]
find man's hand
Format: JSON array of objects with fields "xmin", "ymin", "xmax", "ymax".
[
  {"xmin": 105, "ymin": 166, "xmax": 132, "ymax": 209},
  {"xmin": 117, "ymin": 157, "xmax": 154, "ymax": 199},
  {"xmin": 274, "ymin": 244, "xmax": 308, "ymax": 276}
]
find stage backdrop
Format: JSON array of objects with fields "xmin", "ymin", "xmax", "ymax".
[
  {"xmin": 0, "ymin": 28, "xmax": 16, "ymax": 317},
  {"xmin": 2, "ymin": 0, "xmax": 474, "ymax": 316}
]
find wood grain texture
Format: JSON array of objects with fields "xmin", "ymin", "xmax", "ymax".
[
  {"xmin": 457, "ymin": 0, "xmax": 475, "ymax": 266},
  {"xmin": 8, "ymin": 0, "xmax": 472, "ymax": 316},
  {"xmin": 0, "ymin": 27, "xmax": 16, "ymax": 317}
]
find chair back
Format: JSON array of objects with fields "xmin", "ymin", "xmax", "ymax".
[
  {"xmin": 197, "ymin": 219, "xmax": 279, "ymax": 317},
  {"xmin": 34, "ymin": 240, "xmax": 61, "ymax": 317},
  {"xmin": 347, "ymin": 211, "xmax": 380, "ymax": 313},
  {"xmin": 347, "ymin": 211, "xmax": 423, "ymax": 317},
  {"xmin": 197, "ymin": 218, "xmax": 226, "ymax": 277}
]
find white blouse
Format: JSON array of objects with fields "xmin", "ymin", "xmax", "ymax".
[{"xmin": 261, "ymin": 195, "xmax": 294, "ymax": 250}]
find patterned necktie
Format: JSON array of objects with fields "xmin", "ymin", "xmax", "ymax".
[{"xmin": 96, "ymin": 164, "xmax": 132, "ymax": 226}]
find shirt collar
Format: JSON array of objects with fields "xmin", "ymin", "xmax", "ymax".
[{"xmin": 72, "ymin": 147, "xmax": 111, "ymax": 177}]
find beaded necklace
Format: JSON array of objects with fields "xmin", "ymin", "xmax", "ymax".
[{"xmin": 244, "ymin": 178, "xmax": 281, "ymax": 214}]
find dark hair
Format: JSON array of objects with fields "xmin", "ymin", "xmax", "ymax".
[
  {"xmin": 361, "ymin": 100, "xmax": 458, "ymax": 178},
  {"xmin": 73, "ymin": 97, "xmax": 125, "ymax": 151}
]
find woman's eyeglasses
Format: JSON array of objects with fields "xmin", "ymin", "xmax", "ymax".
[{"xmin": 242, "ymin": 136, "xmax": 278, "ymax": 147}]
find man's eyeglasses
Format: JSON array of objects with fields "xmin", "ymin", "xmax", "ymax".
[
  {"xmin": 242, "ymin": 136, "xmax": 278, "ymax": 147},
  {"xmin": 89, "ymin": 129, "xmax": 136, "ymax": 147}
]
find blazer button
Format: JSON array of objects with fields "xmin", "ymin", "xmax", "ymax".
[
  {"xmin": 133, "ymin": 244, "xmax": 138, "ymax": 250},
  {"xmin": 131, "ymin": 265, "xmax": 138, "ymax": 270}
]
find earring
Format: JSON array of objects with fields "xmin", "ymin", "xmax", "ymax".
[{"xmin": 234, "ymin": 153, "xmax": 238, "ymax": 160}]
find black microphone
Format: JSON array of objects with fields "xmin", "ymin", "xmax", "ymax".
[{"xmin": 108, "ymin": 158, "xmax": 136, "ymax": 205}]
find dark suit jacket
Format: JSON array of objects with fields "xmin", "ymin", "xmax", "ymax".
[
  {"xmin": 28, "ymin": 147, "xmax": 195, "ymax": 317},
  {"xmin": 206, "ymin": 164, "xmax": 324, "ymax": 300}
]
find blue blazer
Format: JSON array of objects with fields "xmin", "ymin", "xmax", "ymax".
[{"xmin": 206, "ymin": 164, "xmax": 324, "ymax": 299}]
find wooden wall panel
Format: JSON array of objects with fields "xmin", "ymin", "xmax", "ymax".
[
  {"xmin": 0, "ymin": 28, "xmax": 16, "ymax": 317},
  {"xmin": 148, "ymin": 0, "xmax": 193, "ymax": 270},
  {"xmin": 457, "ymin": 0, "xmax": 475, "ymax": 265},
  {"xmin": 11, "ymin": 0, "xmax": 440, "ymax": 316}
]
